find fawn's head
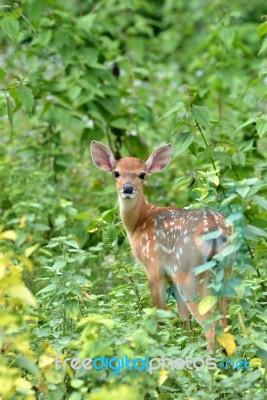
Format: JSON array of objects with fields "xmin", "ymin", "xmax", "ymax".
[{"xmin": 90, "ymin": 141, "xmax": 173, "ymax": 200}]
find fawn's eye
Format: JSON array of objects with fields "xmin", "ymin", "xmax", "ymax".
[
  {"xmin": 139, "ymin": 172, "xmax": 146, "ymax": 180},
  {"xmin": 114, "ymin": 171, "xmax": 120, "ymax": 178}
]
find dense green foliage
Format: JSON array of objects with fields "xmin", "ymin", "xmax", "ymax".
[{"xmin": 0, "ymin": 1, "xmax": 266, "ymax": 399}]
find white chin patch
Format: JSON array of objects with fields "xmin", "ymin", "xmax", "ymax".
[{"xmin": 121, "ymin": 193, "xmax": 136, "ymax": 199}]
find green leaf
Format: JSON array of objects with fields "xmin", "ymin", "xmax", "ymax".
[
  {"xmin": 232, "ymin": 151, "xmax": 246, "ymax": 166},
  {"xmin": 64, "ymin": 239, "xmax": 79, "ymax": 249},
  {"xmin": 256, "ymin": 348, "xmax": 267, "ymax": 363},
  {"xmin": 159, "ymin": 101, "xmax": 185, "ymax": 120},
  {"xmin": 236, "ymin": 186, "xmax": 250, "ymax": 198},
  {"xmin": 239, "ymin": 139, "xmax": 254, "ymax": 152},
  {"xmin": 219, "ymin": 27, "xmax": 235, "ymax": 49},
  {"xmin": 253, "ymin": 195, "xmax": 267, "ymax": 210},
  {"xmin": 234, "ymin": 117, "xmax": 256, "ymax": 133},
  {"xmin": 98, "ymin": 96, "xmax": 120, "ymax": 115},
  {"xmin": 75, "ymin": 212, "xmax": 91, "ymax": 220},
  {"xmin": 221, "ymin": 194, "xmax": 238, "ymax": 206},
  {"xmin": 256, "ymin": 118, "xmax": 267, "ymax": 138},
  {"xmin": 217, "ymin": 243, "xmax": 240, "ymax": 258},
  {"xmin": 257, "ymin": 21, "xmax": 267, "ymax": 37},
  {"xmin": 66, "ymin": 299, "xmax": 80, "ymax": 319},
  {"xmin": 54, "ymin": 153, "xmax": 75, "ymax": 167},
  {"xmin": 16, "ymin": 356, "xmax": 40, "ymax": 377},
  {"xmin": 201, "ymin": 229, "xmax": 223, "ymax": 240},
  {"xmin": 193, "ymin": 260, "xmax": 217, "ymax": 275},
  {"xmin": 37, "ymin": 284, "xmax": 57, "ymax": 295},
  {"xmin": 259, "ymin": 37, "xmax": 267, "ymax": 55},
  {"xmin": 51, "ymin": 259, "xmax": 67, "ymax": 270},
  {"xmin": 18, "ymin": 85, "xmax": 34, "ymax": 116},
  {"xmin": 110, "ymin": 118, "xmax": 129, "ymax": 129},
  {"xmin": 71, "ymin": 379, "xmax": 84, "ymax": 389},
  {"xmin": 74, "ymin": 275, "xmax": 91, "ymax": 285},
  {"xmin": 174, "ymin": 131, "xmax": 194, "ymax": 155},
  {"xmin": 191, "ymin": 105, "xmax": 210, "ymax": 133},
  {"xmin": 247, "ymin": 225, "xmax": 267, "ymax": 238},
  {"xmin": 0, "ymin": 16, "xmax": 19, "ymax": 42},
  {"xmin": 68, "ymin": 393, "xmax": 82, "ymax": 400},
  {"xmin": 0, "ymin": 68, "xmax": 6, "ymax": 81},
  {"xmin": 6, "ymin": 96, "xmax": 14, "ymax": 136},
  {"xmin": 77, "ymin": 13, "xmax": 96, "ymax": 33},
  {"xmin": 198, "ymin": 295, "xmax": 217, "ymax": 315}
]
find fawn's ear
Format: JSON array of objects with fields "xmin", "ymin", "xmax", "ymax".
[
  {"xmin": 145, "ymin": 144, "xmax": 173, "ymax": 174},
  {"xmin": 90, "ymin": 141, "xmax": 116, "ymax": 172}
]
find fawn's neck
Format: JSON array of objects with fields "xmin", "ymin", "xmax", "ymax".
[{"xmin": 118, "ymin": 192, "xmax": 151, "ymax": 237}]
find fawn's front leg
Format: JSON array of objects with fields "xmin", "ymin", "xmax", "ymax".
[{"xmin": 147, "ymin": 272, "xmax": 167, "ymax": 309}]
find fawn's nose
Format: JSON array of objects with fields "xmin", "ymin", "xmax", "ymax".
[{"xmin": 122, "ymin": 184, "xmax": 135, "ymax": 194}]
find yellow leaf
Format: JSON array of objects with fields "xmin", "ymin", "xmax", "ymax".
[
  {"xmin": 17, "ymin": 255, "xmax": 33, "ymax": 271},
  {"xmin": 43, "ymin": 342, "xmax": 58, "ymax": 356},
  {"xmin": 198, "ymin": 295, "xmax": 217, "ymax": 315},
  {"xmin": 197, "ymin": 169, "xmax": 221, "ymax": 176},
  {"xmin": 65, "ymin": 363, "xmax": 74, "ymax": 379},
  {"xmin": 0, "ymin": 253, "xmax": 9, "ymax": 279},
  {"xmin": 0, "ymin": 230, "xmax": 17, "ymax": 241},
  {"xmin": 158, "ymin": 369, "xmax": 169, "ymax": 385},
  {"xmin": 82, "ymin": 291, "xmax": 95, "ymax": 301},
  {"xmin": 217, "ymin": 333, "xmax": 236, "ymax": 356},
  {"xmin": 38, "ymin": 382, "xmax": 48, "ymax": 394},
  {"xmin": 238, "ymin": 313, "xmax": 251, "ymax": 336},
  {"xmin": 14, "ymin": 377, "xmax": 33, "ymax": 390},
  {"xmin": 38, "ymin": 355, "xmax": 55, "ymax": 369},
  {"xmin": 213, "ymin": 175, "xmax": 220, "ymax": 186},
  {"xmin": 42, "ymin": 367, "xmax": 63, "ymax": 384},
  {"xmin": 25, "ymin": 243, "xmax": 40, "ymax": 258},
  {"xmin": 0, "ymin": 378, "xmax": 13, "ymax": 397},
  {"xmin": 0, "ymin": 312, "xmax": 19, "ymax": 327},
  {"xmin": 250, "ymin": 358, "xmax": 263, "ymax": 368},
  {"xmin": 26, "ymin": 234, "xmax": 33, "ymax": 242},
  {"xmin": 165, "ymin": 305, "xmax": 173, "ymax": 311},
  {"xmin": 15, "ymin": 338, "xmax": 32, "ymax": 356},
  {"xmin": 88, "ymin": 227, "xmax": 98, "ymax": 233},
  {"xmin": 19, "ymin": 215, "xmax": 27, "ymax": 228},
  {"xmin": 89, "ymin": 385, "xmax": 137, "ymax": 400},
  {"xmin": 23, "ymin": 315, "xmax": 39, "ymax": 326},
  {"xmin": 8, "ymin": 284, "xmax": 37, "ymax": 307}
]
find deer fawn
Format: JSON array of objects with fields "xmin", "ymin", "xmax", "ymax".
[{"xmin": 90, "ymin": 141, "xmax": 233, "ymax": 351}]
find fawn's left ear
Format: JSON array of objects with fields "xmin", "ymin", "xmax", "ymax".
[
  {"xmin": 145, "ymin": 144, "xmax": 173, "ymax": 174},
  {"xmin": 90, "ymin": 141, "xmax": 116, "ymax": 172}
]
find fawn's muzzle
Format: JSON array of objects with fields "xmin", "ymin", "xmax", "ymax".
[{"xmin": 122, "ymin": 184, "xmax": 135, "ymax": 194}]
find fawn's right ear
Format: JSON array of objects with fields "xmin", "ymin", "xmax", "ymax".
[
  {"xmin": 90, "ymin": 141, "xmax": 116, "ymax": 172},
  {"xmin": 145, "ymin": 143, "xmax": 173, "ymax": 174}
]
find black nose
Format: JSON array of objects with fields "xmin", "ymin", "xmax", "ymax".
[{"xmin": 123, "ymin": 184, "xmax": 134, "ymax": 194}]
